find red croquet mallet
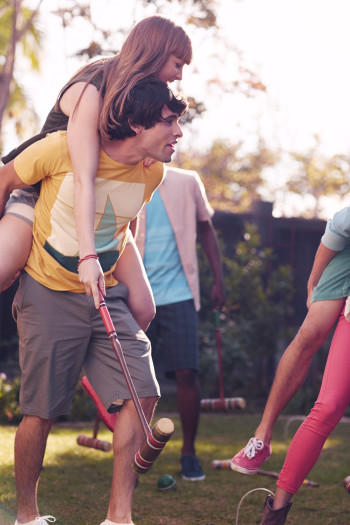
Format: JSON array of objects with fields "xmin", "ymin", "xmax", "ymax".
[
  {"xmin": 77, "ymin": 412, "xmax": 112, "ymax": 452},
  {"xmin": 81, "ymin": 375, "xmax": 117, "ymax": 432},
  {"xmin": 98, "ymin": 288, "xmax": 174, "ymax": 474},
  {"xmin": 211, "ymin": 459, "xmax": 319, "ymax": 487},
  {"xmin": 200, "ymin": 310, "xmax": 246, "ymax": 412}
]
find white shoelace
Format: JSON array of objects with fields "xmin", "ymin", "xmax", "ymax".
[
  {"xmin": 243, "ymin": 437, "xmax": 264, "ymax": 458},
  {"xmin": 35, "ymin": 517, "xmax": 56, "ymax": 524}
]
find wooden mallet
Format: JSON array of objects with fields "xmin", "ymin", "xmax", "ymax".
[
  {"xmin": 200, "ymin": 310, "xmax": 246, "ymax": 412},
  {"xmin": 98, "ymin": 288, "xmax": 174, "ymax": 474},
  {"xmin": 211, "ymin": 459, "xmax": 319, "ymax": 487},
  {"xmin": 77, "ymin": 412, "xmax": 112, "ymax": 452}
]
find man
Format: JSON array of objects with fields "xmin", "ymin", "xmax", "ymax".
[
  {"xmin": 1, "ymin": 78, "xmax": 187, "ymax": 525},
  {"xmin": 231, "ymin": 205, "xmax": 350, "ymax": 476},
  {"xmin": 135, "ymin": 167, "xmax": 225, "ymax": 481}
]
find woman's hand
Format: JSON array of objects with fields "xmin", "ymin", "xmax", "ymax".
[{"xmin": 78, "ymin": 258, "xmax": 105, "ymax": 309}]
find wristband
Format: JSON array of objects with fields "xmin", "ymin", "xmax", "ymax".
[{"xmin": 77, "ymin": 254, "xmax": 99, "ymax": 269}]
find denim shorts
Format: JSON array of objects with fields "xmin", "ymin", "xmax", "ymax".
[
  {"xmin": 4, "ymin": 187, "xmax": 38, "ymax": 226},
  {"xmin": 12, "ymin": 273, "xmax": 160, "ymax": 418},
  {"xmin": 311, "ymin": 244, "xmax": 350, "ymax": 303}
]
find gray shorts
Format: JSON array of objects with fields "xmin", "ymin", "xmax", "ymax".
[
  {"xmin": 311, "ymin": 244, "xmax": 350, "ymax": 303},
  {"xmin": 12, "ymin": 273, "xmax": 160, "ymax": 419},
  {"xmin": 4, "ymin": 187, "xmax": 38, "ymax": 226},
  {"xmin": 146, "ymin": 299, "xmax": 198, "ymax": 379}
]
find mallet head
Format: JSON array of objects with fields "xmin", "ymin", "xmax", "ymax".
[{"xmin": 133, "ymin": 418, "xmax": 174, "ymax": 474}]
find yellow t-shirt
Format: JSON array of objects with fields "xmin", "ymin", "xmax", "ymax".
[{"xmin": 14, "ymin": 131, "xmax": 164, "ymax": 292}]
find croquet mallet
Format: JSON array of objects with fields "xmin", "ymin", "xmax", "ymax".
[
  {"xmin": 76, "ymin": 376, "xmax": 118, "ymax": 452},
  {"xmin": 77, "ymin": 411, "xmax": 112, "ymax": 452},
  {"xmin": 211, "ymin": 459, "xmax": 319, "ymax": 487},
  {"xmin": 200, "ymin": 310, "xmax": 246, "ymax": 411},
  {"xmin": 98, "ymin": 288, "xmax": 174, "ymax": 474}
]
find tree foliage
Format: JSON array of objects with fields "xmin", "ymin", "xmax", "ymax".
[
  {"xmin": 0, "ymin": 0, "xmax": 42, "ymax": 149},
  {"xmin": 287, "ymin": 137, "xmax": 350, "ymax": 218},
  {"xmin": 177, "ymin": 138, "xmax": 278, "ymax": 212}
]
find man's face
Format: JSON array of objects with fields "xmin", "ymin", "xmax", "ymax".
[{"xmin": 140, "ymin": 106, "xmax": 183, "ymax": 163}]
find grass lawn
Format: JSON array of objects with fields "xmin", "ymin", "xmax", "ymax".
[{"xmin": 1, "ymin": 413, "xmax": 349, "ymax": 525}]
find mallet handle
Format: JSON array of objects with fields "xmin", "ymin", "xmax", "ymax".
[
  {"xmin": 258, "ymin": 469, "xmax": 319, "ymax": 488},
  {"xmin": 214, "ymin": 309, "xmax": 225, "ymax": 400},
  {"xmin": 98, "ymin": 289, "xmax": 150, "ymax": 438}
]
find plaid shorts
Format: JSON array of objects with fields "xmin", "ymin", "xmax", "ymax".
[{"xmin": 146, "ymin": 299, "xmax": 198, "ymax": 379}]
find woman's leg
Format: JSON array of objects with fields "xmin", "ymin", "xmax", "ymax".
[
  {"xmin": 273, "ymin": 308, "xmax": 350, "ymax": 508},
  {"xmin": 113, "ymin": 236, "xmax": 155, "ymax": 332},
  {"xmin": 0, "ymin": 215, "xmax": 33, "ymax": 291}
]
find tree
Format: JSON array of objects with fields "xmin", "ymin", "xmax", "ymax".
[
  {"xmin": 177, "ymin": 138, "xmax": 278, "ymax": 212},
  {"xmin": 286, "ymin": 136, "xmax": 350, "ymax": 218},
  {"xmin": 0, "ymin": 0, "xmax": 43, "ymax": 149}
]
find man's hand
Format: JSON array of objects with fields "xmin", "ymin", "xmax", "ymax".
[{"xmin": 211, "ymin": 281, "xmax": 225, "ymax": 310}]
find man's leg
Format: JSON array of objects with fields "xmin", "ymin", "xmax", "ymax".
[
  {"xmin": 175, "ymin": 369, "xmax": 201, "ymax": 457},
  {"xmin": 231, "ymin": 298, "xmax": 344, "ymax": 474},
  {"xmin": 106, "ymin": 397, "xmax": 157, "ymax": 524},
  {"xmin": 15, "ymin": 416, "xmax": 54, "ymax": 523}
]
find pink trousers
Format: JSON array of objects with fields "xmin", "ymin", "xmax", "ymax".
[{"xmin": 277, "ymin": 307, "xmax": 350, "ymax": 494}]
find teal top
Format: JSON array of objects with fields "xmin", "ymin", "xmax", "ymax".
[{"xmin": 144, "ymin": 189, "xmax": 192, "ymax": 306}]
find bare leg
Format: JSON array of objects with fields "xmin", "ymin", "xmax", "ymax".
[
  {"xmin": 0, "ymin": 215, "xmax": 32, "ymax": 291},
  {"xmin": 14, "ymin": 415, "xmax": 54, "ymax": 523},
  {"xmin": 107, "ymin": 396, "xmax": 157, "ymax": 524},
  {"xmin": 113, "ymin": 237, "xmax": 155, "ymax": 332},
  {"xmin": 175, "ymin": 369, "xmax": 201, "ymax": 456},
  {"xmin": 255, "ymin": 298, "xmax": 344, "ymax": 444}
]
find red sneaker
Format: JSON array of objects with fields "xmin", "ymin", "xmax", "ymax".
[{"xmin": 230, "ymin": 437, "xmax": 271, "ymax": 475}]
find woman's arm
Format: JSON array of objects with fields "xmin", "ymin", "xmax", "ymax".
[
  {"xmin": 306, "ymin": 242, "xmax": 338, "ymax": 308},
  {"xmin": 60, "ymin": 82, "xmax": 105, "ymax": 308}
]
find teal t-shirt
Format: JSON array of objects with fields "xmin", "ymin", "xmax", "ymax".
[{"xmin": 144, "ymin": 190, "xmax": 192, "ymax": 306}]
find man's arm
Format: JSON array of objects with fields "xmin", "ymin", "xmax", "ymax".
[
  {"xmin": 197, "ymin": 219, "xmax": 225, "ymax": 309},
  {"xmin": 0, "ymin": 160, "xmax": 28, "ymax": 217}
]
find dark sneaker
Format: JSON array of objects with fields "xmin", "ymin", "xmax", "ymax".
[{"xmin": 180, "ymin": 455, "xmax": 205, "ymax": 481}]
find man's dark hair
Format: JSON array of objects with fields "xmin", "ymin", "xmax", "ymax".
[{"xmin": 105, "ymin": 77, "xmax": 188, "ymax": 140}]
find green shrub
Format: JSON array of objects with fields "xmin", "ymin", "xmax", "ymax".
[
  {"xmin": 0, "ymin": 373, "xmax": 96, "ymax": 425},
  {"xmin": 198, "ymin": 223, "xmax": 295, "ymax": 406},
  {"xmin": 0, "ymin": 373, "xmax": 21, "ymax": 424}
]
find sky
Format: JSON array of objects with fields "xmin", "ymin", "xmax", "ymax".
[{"xmin": 5, "ymin": 0, "xmax": 350, "ymax": 217}]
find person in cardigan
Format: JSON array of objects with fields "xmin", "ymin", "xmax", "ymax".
[
  {"xmin": 0, "ymin": 78, "xmax": 187, "ymax": 525},
  {"xmin": 135, "ymin": 166, "xmax": 225, "ymax": 481}
]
